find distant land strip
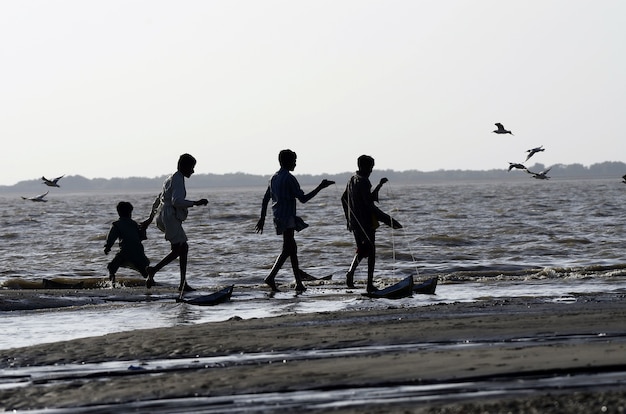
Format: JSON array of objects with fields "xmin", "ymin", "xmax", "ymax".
[{"xmin": 3, "ymin": 161, "xmax": 626, "ymax": 194}]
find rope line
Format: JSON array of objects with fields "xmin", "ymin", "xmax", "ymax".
[
  {"xmin": 335, "ymin": 176, "xmax": 421, "ymax": 278},
  {"xmin": 383, "ymin": 183, "xmax": 420, "ymax": 278}
]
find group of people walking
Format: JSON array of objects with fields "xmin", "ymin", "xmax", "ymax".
[{"xmin": 104, "ymin": 151, "xmax": 401, "ymax": 294}]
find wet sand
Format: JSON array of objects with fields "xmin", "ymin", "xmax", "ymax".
[{"xmin": 1, "ymin": 291, "xmax": 625, "ymax": 412}]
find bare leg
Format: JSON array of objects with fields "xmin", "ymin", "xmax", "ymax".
[
  {"xmin": 281, "ymin": 230, "xmax": 305, "ymax": 292},
  {"xmin": 146, "ymin": 242, "xmax": 187, "ymax": 289},
  {"xmin": 366, "ymin": 244, "xmax": 377, "ymax": 293},
  {"xmin": 177, "ymin": 242, "xmax": 192, "ymax": 291},
  {"xmin": 265, "ymin": 229, "xmax": 305, "ymax": 292},
  {"xmin": 265, "ymin": 248, "xmax": 289, "ymax": 292},
  {"xmin": 346, "ymin": 254, "xmax": 361, "ymax": 288},
  {"xmin": 292, "ymin": 260, "xmax": 306, "ymax": 292},
  {"xmin": 108, "ymin": 253, "xmax": 126, "ymax": 284}
]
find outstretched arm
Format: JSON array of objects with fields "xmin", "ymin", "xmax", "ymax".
[
  {"xmin": 298, "ymin": 179, "xmax": 335, "ymax": 203},
  {"xmin": 140, "ymin": 194, "xmax": 161, "ymax": 230}
]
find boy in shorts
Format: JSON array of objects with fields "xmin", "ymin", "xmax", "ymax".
[
  {"xmin": 255, "ymin": 149, "xmax": 334, "ymax": 293},
  {"xmin": 142, "ymin": 153, "xmax": 208, "ymax": 292},
  {"xmin": 341, "ymin": 155, "xmax": 402, "ymax": 293},
  {"xmin": 104, "ymin": 201, "xmax": 150, "ymax": 284}
]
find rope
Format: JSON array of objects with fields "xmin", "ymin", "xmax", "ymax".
[
  {"xmin": 384, "ymin": 183, "xmax": 397, "ymax": 277},
  {"xmin": 382, "ymin": 183, "xmax": 420, "ymax": 279},
  {"xmin": 333, "ymin": 179, "xmax": 375, "ymax": 246},
  {"xmin": 337, "ymin": 175, "xmax": 415, "ymax": 278}
]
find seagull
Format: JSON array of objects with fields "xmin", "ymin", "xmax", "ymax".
[
  {"xmin": 493, "ymin": 123, "xmax": 513, "ymax": 135},
  {"xmin": 526, "ymin": 167, "xmax": 552, "ymax": 180},
  {"xmin": 21, "ymin": 191, "xmax": 49, "ymax": 202},
  {"xmin": 525, "ymin": 146, "xmax": 545, "ymax": 162},
  {"xmin": 508, "ymin": 162, "xmax": 526, "ymax": 171},
  {"xmin": 42, "ymin": 175, "xmax": 64, "ymax": 187}
]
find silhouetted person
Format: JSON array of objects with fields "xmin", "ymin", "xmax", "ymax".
[
  {"xmin": 342, "ymin": 155, "xmax": 402, "ymax": 293},
  {"xmin": 142, "ymin": 154, "xmax": 208, "ymax": 292},
  {"xmin": 104, "ymin": 201, "xmax": 150, "ymax": 285},
  {"xmin": 255, "ymin": 149, "xmax": 334, "ymax": 293}
]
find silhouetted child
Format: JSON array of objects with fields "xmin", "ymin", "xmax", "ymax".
[
  {"xmin": 141, "ymin": 153, "xmax": 208, "ymax": 292},
  {"xmin": 342, "ymin": 155, "xmax": 402, "ymax": 293},
  {"xmin": 255, "ymin": 149, "xmax": 334, "ymax": 293},
  {"xmin": 104, "ymin": 201, "xmax": 150, "ymax": 284}
]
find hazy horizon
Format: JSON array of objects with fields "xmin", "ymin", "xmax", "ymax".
[
  {"xmin": 7, "ymin": 159, "xmax": 621, "ymax": 185},
  {"xmin": 5, "ymin": 160, "xmax": 625, "ymax": 194}
]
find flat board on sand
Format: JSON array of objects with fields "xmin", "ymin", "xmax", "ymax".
[
  {"xmin": 414, "ymin": 277, "xmax": 438, "ymax": 295},
  {"xmin": 177, "ymin": 285, "xmax": 234, "ymax": 306},
  {"xmin": 362, "ymin": 275, "xmax": 414, "ymax": 299}
]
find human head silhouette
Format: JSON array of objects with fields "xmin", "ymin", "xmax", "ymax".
[
  {"xmin": 278, "ymin": 149, "xmax": 297, "ymax": 170},
  {"xmin": 116, "ymin": 201, "xmax": 133, "ymax": 218},
  {"xmin": 357, "ymin": 155, "xmax": 375, "ymax": 176},
  {"xmin": 178, "ymin": 153, "xmax": 197, "ymax": 178}
]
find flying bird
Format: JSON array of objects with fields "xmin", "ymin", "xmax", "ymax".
[
  {"xmin": 525, "ymin": 146, "xmax": 545, "ymax": 162},
  {"xmin": 42, "ymin": 175, "xmax": 64, "ymax": 187},
  {"xmin": 493, "ymin": 123, "xmax": 513, "ymax": 135},
  {"xmin": 526, "ymin": 167, "xmax": 552, "ymax": 180},
  {"xmin": 508, "ymin": 162, "xmax": 526, "ymax": 171},
  {"xmin": 21, "ymin": 191, "xmax": 49, "ymax": 202},
  {"xmin": 622, "ymin": 174, "xmax": 626, "ymax": 184}
]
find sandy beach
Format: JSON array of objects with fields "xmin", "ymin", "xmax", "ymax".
[{"xmin": 1, "ymin": 290, "xmax": 625, "ymax": 412}]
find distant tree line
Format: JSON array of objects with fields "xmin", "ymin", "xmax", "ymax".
[{"xmin": 3, "ymin": 161, "xmax": 626, "ymax": 194}]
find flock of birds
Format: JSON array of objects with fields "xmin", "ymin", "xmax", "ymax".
[
  {"xmin": 21, "ymin": 175, "xmax": 64, "ymax": 202},
  {"xmin": 493, "ymin": 123, "xmax": 552, "ymax": 180}
]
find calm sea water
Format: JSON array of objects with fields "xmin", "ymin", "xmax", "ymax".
[{"xmin": 1, "ymin": 179, "xmax": 625, "ymax": 349}]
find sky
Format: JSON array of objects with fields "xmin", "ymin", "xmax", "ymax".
[{"xmin": 1, "ymin": 1, "xmax": 625, "ymax": 186}]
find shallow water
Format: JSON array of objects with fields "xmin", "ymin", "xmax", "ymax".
[
  {"xmin": 2, "ymin": 179, "xmax": 626, "ymax": 349},
  {"xmin": 3, "ymin": 278, "xmax": 626, "ymax": 350}
]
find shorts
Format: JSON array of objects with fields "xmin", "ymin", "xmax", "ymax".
[
  {"xmin": 108, "ymin": 250, "xmax": 150, "ymax": 276},
  {"xmin": 157, "ymin": 205, "xmax": 188, "ymax": 245},
  {"xmin": 273, "ymin": 216, "xmax": 308, "ymax": 235}
]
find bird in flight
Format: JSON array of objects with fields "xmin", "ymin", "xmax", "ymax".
[
  {"xmin": 526, "ymin": 167, "xmax": 551, "ymax": 180},
  {"xmin": 42, "ymin": 175, "xmax": 64, "ymax": 187},
  {"xmin": 508, "ymin": 162, "xmax": 526, "ymax": 171},
  {"xmin": 493, "ymin": 123, "xmax": 513, "ymax": 135},
  {"xmin": 622, "ymin": 174, "xmax": 626, "ymax": 184},
  {"xmin": 21, "ymin": 191, "xmax": 49, "ymax": 202},
  {"xmin": 525, "ymin": 146, "xmax": 545, "ymax": 162}
]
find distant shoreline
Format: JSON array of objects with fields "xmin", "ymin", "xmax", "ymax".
[{"xmin": 3, "ymin": 161, "xmax": 626, "ymax": 194}]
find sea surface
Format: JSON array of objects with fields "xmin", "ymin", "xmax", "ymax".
[{"xmin": 1, "ymin": 178, "xmax": 625, "ymax": 350}]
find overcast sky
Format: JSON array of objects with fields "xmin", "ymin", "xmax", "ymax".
[{"xmin": 1, "ymin": 1, "xmax": 625, "ymax": 186}]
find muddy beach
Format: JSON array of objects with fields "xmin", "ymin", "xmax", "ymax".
[{"xmin": 1, "ymin": 291, "xmax": 625, "ymax": 412}]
